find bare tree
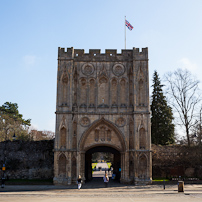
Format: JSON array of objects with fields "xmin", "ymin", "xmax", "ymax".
[
  {"xmin": 199, "ymin": 106, "xmax": 202, "ymax": 145},
  {"xmin": 195, "ymin": 106, "xmax": 202, "ymax": 145},
  {"xmin": 165, "ymin": 68, "xmax": 201, "ymax": 146}
]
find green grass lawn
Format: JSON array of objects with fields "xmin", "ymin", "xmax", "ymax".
[
  {"xmin": 152, "ymin": 178, "xmax": 169, "ymax": 182},
  {"xmin": 107, "ymin": 163, "xmax": 111, "ymax": 168},
  {"xmin": 92, "ymin": 163, "xmax": 97, "ymax": 173},
  {"xmin": 92, "ymin": 163, "xmax": 97, "ymax": 169}
]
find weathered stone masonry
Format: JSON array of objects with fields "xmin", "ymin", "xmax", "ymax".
[
  {"xmin": 54, "ymin": 47, "xmax": 152, "ymax": 185},
  {"xmin": 1, "ymin": 141, "xmax": 202, "ymax": 180},
  {"xmin": 152, "ymin": 144, "xmax": 202, "ymax": 179},
  {"xmin": 0, "ymin": 140, "xmax": 54, "ymax": 180}
]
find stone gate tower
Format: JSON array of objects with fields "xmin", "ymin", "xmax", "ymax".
[{"xmin": 54, "ymin": 47, "xmax": 152, "ymax": 185}]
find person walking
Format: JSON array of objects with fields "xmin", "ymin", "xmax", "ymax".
[
  {"xmin": 103, "ymin": 173, "xmax": 109, "ymax": 187},
  {"xmin": 77, "ymin": 175, "xmax": 82, "ymax": 190}
]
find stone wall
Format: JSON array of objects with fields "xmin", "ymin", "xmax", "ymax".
[
  {"xmin": 1, "ymin": 140, "xmax": 202, "ymax": 180},
  {"xmin": 0, "ymin": 140, "xmax": 54, "ymax": 179},
  {"xmin": 152, "ymin": 144, "xmax": 202, "ymax": 179}
]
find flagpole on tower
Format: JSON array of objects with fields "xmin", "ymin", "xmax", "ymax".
[
  {"xmin": 125, "ymin": 18, "xmax": 133, "ymax": 49},
  {"xmin": 125, "ymin": 16, "xmax": 126, "ymax": 49}
]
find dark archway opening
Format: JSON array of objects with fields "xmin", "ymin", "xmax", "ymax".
[{"xmin": 85, "ymin": 146, "xmax": 121, "ymax": 182}]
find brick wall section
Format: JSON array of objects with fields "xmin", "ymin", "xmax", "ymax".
[{"xmin": 0, "ymin": 140, "xmax": 54, "ymax": 179}]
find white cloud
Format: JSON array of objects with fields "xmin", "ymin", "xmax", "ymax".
[
  {"xmin": 178, "ymin": 57, "xmax": 198, "ymax": 72},
  {"xmin": 22, "ymin": 55, "xmax": 36, "ymax": 69}
]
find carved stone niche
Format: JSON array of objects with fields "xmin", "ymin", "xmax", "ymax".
[
  {"xmin": 80, "ymin": 78, "xmax": 87, "ymax": 86},
  {"xmin": 62, "ymin": 73, "xmax": 68, "ymax": 83},
  {"xmin": 95, "ymin": 129, "xmax": 99, "ymax": 142},
  {"xmin": 80, "ymin": 117, "xmax": 90, "ymax": 127},
  {"xmin": 116, "ymin": 117, "xmax": 126, "ymax": 127},
  {"xmin": 93, "ymin": 125, "xmax": 112, "ymax": 142},
  {"xmin": 112, "ymin": 64, "xmax": 125, "ymax": 77},
  {"xmin": 82, "ymin": 63, "xmax": 94, "ymax": 76}
]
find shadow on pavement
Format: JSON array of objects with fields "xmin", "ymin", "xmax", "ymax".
[
  {"xmin": 82, "ymin": 177, "xmax": 122, "ymax": 189},
  {"xmin": 0, "ymin": 177, "xmax": 123, "ymax": 192}
]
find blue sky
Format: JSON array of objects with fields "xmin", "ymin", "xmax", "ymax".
[{"xmin": 0, "ymin": 0, "xmax": 202, "ymax": 132}]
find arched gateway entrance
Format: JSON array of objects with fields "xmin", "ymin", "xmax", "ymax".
[
  {"xmin": 79, "ymin": 118, "xmax": 126, "ymax": 183},
  {"xmin": 54, "ymin": 47, "xmax": 152, "ymax": 185},
  {"xmin": 85, "ymin": 146, "xmax": 121, "ymax": 181}
]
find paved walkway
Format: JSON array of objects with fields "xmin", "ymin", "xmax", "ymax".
[
  {"xmin": 1, "ymin": 179, "xmax": 202, "ymax": 202},
  {"xmin": 93, "ymin": 162, "xmax": 112, "ymax": 177}
]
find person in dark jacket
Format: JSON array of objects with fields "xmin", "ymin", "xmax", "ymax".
[{"xmin": 77, "ymin": 175, "xmax": 82, "ymax": 190}]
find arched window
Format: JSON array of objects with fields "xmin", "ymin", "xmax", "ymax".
[
  {"xmin": 139, "ymin": 155, "xmax": 147, "ymax": 178},
  {"xmin": 58, "ymin": 154, "xmax": 66, "ymax": 177},
  {"xmin": 71, "ymin": 156, "xmax": 77, "ymax": 179},
  {"xmin": 73, "ymin": 73, "xmax": 77, "ymax": 104},
  {"xmin": 111, "ymin": 78, "xmax": 117, "ymax": 105},
  {"xmin": 98, "ymin": 76, "xmax": 108, "ymax": 105},
  {"xmin": 60, "ymin": 127, "xmax": 66, "ymax": 148},
  {"xmin": 129, "ymin": 153, "xmax": 134, "ymax": 177},
  {"xmin": 138, "ymin": 79, "xmax": 144, "ymax": 106},
  {"xmin": 120, "ymin": 79, "xmax": 127, "ymax": 105},
  {"xmin": 107, "ymin": 130, "xmax": 111, "ymax": 141},
  {"xmin": 61, "ymin": 71, "xmax": 68, "ymax": 105},
  {"xmin": 139, "ymin": 128, "xmax": 146, "ymax": 149},
  {"xmin": 80, "ymin": 78, "xmax": 87, "ymax": 106},
  {"xmin": 72, "ymin": 121, "xmax": 77, "ymax": 149},
  {"xmin": 129, "ymin": 70, "xmax": 133, "ymax": 106},
  {"xmin": 89, "ymin": 79, "xmax": 95, "ymax": 106},
  {"xmin": 100, "ymin": 126, "xmax": 106, "ymax": 141},
  {"xmin": 129, "ymin": 121, "xmax": 134, "ymax": 150}
]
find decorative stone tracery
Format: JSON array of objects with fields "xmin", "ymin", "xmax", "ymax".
[
  {"xmin": 82, "ymin": 63, "xmax": 94, "ymax": 76},
  {"xmin": 54, "ymin": 47, "xmax": 151, "ymax": 185},
  {"xmin": 116, "ymin": 117, "xmax": 126, "ymax": 127},
  {"xmin": 80, "ymin": 117, "xmax": 90, "ymax": 127},
  {"xmin": 113, "ymin": 64, "xmax": 125, "ymax": 76}
]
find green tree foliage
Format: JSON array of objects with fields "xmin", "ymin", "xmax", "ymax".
[
  {"xmin": 151, "ymin": 71, "xmax": 175, "ymax": 145},
  {"xmin": 0, "ymin": 102, "xmax": 31, "ymax": 141}
]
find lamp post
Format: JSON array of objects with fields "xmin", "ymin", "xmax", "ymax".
[{"xmin": 12, "ymin": 132, "xmax": 16, "ymax": 141}]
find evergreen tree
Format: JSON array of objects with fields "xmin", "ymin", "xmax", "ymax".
[
  {"xmin": 151, "ymin": 71, "xmax": 175, "ymax": 145},
  {"xmin": 0, "ymin": 102, "xmax": 31, "ymax": 141},
  {"xmin": 0, "ymin": 102, "xmax": 31, "ymax": 126}
]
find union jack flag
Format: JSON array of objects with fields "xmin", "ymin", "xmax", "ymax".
[{"xmin": 125, "ymin": 20, "xmax": 133, "ymax": 31}]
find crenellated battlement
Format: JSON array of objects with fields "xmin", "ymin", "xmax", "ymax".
[
  {"xmin": 58, "ymin": 47, "xmax": 74, "ymax": 59},
  {"xmin": 133, "ymin": 47, "xmax": 148, "ymax": 60},
  {"xmin": 58, "ymin": 47, "xmax": 148, "ymax": 60}
]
